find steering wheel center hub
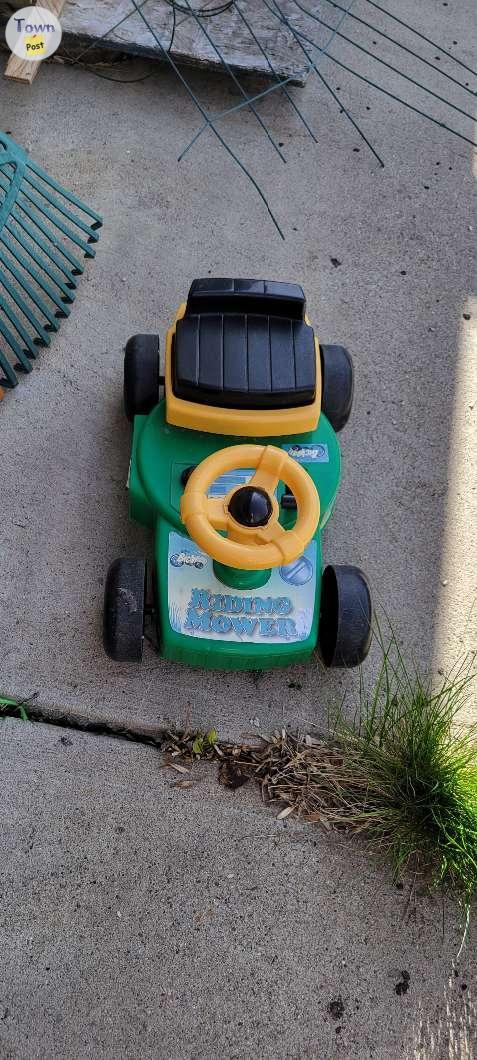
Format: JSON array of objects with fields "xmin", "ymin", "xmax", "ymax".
[{"xmin": 228, "ymin": 486, "xmax": 273, "ymax": 528}]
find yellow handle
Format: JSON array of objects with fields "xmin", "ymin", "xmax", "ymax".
[{"xmin": 180, "ymin": 444, "xmax": 320, "ymax": 571}]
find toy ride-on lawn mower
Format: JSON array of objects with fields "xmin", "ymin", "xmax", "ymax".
[{"xmin": 103, "ymin": 278, "xmax": 372, "ymax": 671}]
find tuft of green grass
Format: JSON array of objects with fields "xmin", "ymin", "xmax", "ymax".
[
  {"xmin": 169, "ymin": 639, "xmax": 477, "ymax": 916},
  {"xmin": 159, "ymin": 640, "xmax": 477, "ymax": 922},
  {"xmin": 328, "ymin": 639, "xmax": 477, "ymax": 910}
]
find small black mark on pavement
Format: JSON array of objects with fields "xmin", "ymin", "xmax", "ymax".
[
  {"xmin": 395, "ymin": 971, "xmax": 410, "ymax": 996},
  {"xmin": 328, "ymin": 997, "xmax": 345, "ymax": 1020}
]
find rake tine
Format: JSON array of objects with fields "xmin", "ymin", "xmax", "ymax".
[
  {"xmin": 363, "ymin": 0, "xmax": 477, "ymax": 79},
  {"xmin": 320, "ymin": 0, "xmax": 476, "ymax": 98},
  {"xmin": 179, "ymin": 0, "xmax": 287, "ymax": 163},
  {"xmin": 0, "ymin": 234, "xmax": 71, "ymax": 318},
  {"xmin": 5, "ymin": 209, "xmax": 79, "ymax": 290},
  {"xmin": 0, "ymin": 294, "xmax": 42, "ymax": 360},
  {"xmin": 26, "ymin": 159, "xmax": 103, "ymax": 229},
  {"xmin": 0, "ymin": 345, "xmax": 18, "ymax": 388},
  {"xmin": 0, "ymin": 269, "xmax": 51, "ymax": 347},
  {"xmin": 292, "ymin": 0, "xmax": 476, "ymax": 124},
  {"xmin": 0, "ymin": 316, "xmax": 33, "ymax": 375},
  {"xmin": 0, "ymin": 243, "xmax": 61, "ymax": 332},
  {"xmin": 5, "ymin": 221, "xmax": 75, "ymax": 305},
  {"xmin": 20, "ymin": 179, "xmax": 99, "ymax": 256},
  {"xmin": 129, "ymin": 0, "xmax": 284, "ymax": 239},
  {"xmin": 233, "ymin": 0, "xmax": 319, "ymax": 143},
  {"xmin": 0, "ymin": 167, "xmax": 86, "ymax": 275},
  {"xmin": 1, "ymin": 132, "xmax": 101, "ymax": 394},
  {"xmin": 23, "ymin": 169, "xmax": 101, "ymax": 240},
  {"xmin": 12, "ymin": 195, "xmax": 86, "ymax": 276}
]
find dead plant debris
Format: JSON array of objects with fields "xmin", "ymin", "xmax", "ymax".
[
  {"xmin": 160, "ymin": 644, "xmax": 477, "ymax": 918},
  {"xmin": 162, "ymin": 727, "xmax": 367, "ymax": 826}
]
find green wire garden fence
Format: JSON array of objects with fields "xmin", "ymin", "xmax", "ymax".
[{"xmin": 71, "ymin": 0, "xmax": 476, "ymax": 238}]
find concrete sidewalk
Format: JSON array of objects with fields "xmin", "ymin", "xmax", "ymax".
[
  {"xmin": 1, "ymin": 5, "xmax": 476, "ymax": 1057},
  {"xmin": 0, "ymin": 0, "xmax": 476, "ymax": 739},
  {"xmin": 1, "ymin": 717, "xmax": 475, "ymax": 1060}
]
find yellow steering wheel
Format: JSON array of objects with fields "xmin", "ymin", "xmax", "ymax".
[{"xmin": 180, "ymin": 444, "xmax": 320, "ymax": 571}]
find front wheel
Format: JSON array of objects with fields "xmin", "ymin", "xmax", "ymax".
[
  {"xmin": 124, "ymin": 334, "xmax": 160, "ymax": 421},
  {"xmin": 319, "ymin": 564, "xmax": 372, "ymax": 667},
  {"xmin": 320, "ymin": 344, "xmax": 354, "ymax": 432},
  {"xmin": 103, "ymin": 557, "xmax": 147, "ymax": 661}
]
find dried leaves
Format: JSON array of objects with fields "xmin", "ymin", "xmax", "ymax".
[
  {"xmin": 219, "ymin": 762, "xmax": 250, "ymax": 791},
  {"xmin": 159, "ymin": 648, "xmax": 477, "ymax": 911},
  {"xmin": 213, "ymin": 729, "xmax": 358, "ymax": 827},
  {"xmin": 162, "ymin": 729, "xmax": 219, "ymax": 764},
  {"xmin": 161, "ymin": 727, "xmax": 354, "ymax": 831}
]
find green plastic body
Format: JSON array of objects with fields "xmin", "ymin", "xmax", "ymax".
[{"xmin": 128, "ymin": 400, "xmax": 342, "ymax": 670}]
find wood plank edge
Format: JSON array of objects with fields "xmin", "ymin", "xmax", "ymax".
[{"xmin": 3, "ymin": 0, "xmax": 67, "ymax": 84}]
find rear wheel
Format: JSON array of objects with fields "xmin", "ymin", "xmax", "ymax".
[
  {"xmin": 319, "ymin": 564, "xmax": 372, "ymax": 667},
  {"xmin": 103, "ymin": 558, "xmax": 147, "ymax": 661},
  {"xmin": 320, "ymin": 344, "xmax": 354, "ymax": 432},
  {"xmin": 124, "ymin": 334, "xmax": 160, "ymax": 421}
]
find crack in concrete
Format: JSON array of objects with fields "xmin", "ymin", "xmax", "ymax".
[{"xmin": 0, "ymin": 699, "xmax": 169, "ymax": 749}]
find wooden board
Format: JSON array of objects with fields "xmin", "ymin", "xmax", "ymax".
[
  {"xmin": 0, "ymin": 0, "xmax": 308, "ymax": 85},
  {"xmin": 4, "ymin": 0, "xmax": 67, "ymax": 83},
  {"xmin": 59, "ymin": 0, "xmax": 308, "ymax": 84}
]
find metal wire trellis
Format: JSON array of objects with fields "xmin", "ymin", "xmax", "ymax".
[{"xmin": 59, "ymin": 0, "xmax": 476, "ymax": 236}]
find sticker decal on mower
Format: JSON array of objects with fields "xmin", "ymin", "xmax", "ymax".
[
  {"xmin": 168, "ymin": 530, "xmax": 317, "ymax": 644},
  {"xmin": 207, "ymin": 468, "xmax": 254, "ymax": 498},
  {"xmin": 282, "ymin": 442, "xmax": 329, "ymax": 463}
]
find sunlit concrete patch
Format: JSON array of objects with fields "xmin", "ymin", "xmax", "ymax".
[
  {"xmin": 408, "ymin": 968, "xmax": 476, "ymax": 1060},
  {"xmin": 433, "ymin": 296, "xmax": 477, "ymax": 722}
]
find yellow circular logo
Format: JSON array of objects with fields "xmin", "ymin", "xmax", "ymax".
[{"xmin": 5, "ymin": 5, "xmax": 62, "ymax": 61}]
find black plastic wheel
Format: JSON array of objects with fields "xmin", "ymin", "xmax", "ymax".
[
  {"xmin": 319, "ymin": 564, "xmax": 372, "ymax": 668},
  {"xmin": 320, "ymin": 344, "xmax": 354, "ymax": 432},
  {"xmin": 103, "ymin": 558, "xmax": 147, "ymax": 662},
  {"xmin": 124, "ymin": 334, "xmax": 160, "ymax": 421}
]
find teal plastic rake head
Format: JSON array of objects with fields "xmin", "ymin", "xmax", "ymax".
[{"xmin": 0, "ymin": 132, "xmax": 102, "ymax": 394}]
